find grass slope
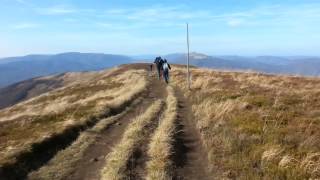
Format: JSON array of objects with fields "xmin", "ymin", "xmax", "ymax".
[
  {"xmin": 0, "ymin": 67, "xmax": 148, "ymax": 178},
  {"xmin": 171, "ymin": 66, "xmax": 320, "ymax": 179}
]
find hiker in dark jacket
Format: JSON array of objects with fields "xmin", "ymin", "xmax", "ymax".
[
  {"xmin": 154, "ymin": 57, "xmax": 164, "ymax": 79},
  {"xmin": 162, "ymin": 59, "xmax": 171, "ymax": 84}
]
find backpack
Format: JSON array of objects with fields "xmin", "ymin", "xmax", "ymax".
[{"xmin": 163, "ymin": 63, "xmax": 169, "ymax": 71}]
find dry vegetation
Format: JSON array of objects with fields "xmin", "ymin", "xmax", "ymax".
[
  {"xmin": 100, "ymin": 100, "xmax": 163, "ymax": 180},
  {"xmin": 2, "ymin": 63, "xmax": 320, "ymax": 179},
  {"xmin": 28, "ymin": 97, "xmax": 143, "ymax": 180},
  {"xmin": 0, "ymin": 68, "xmax": 148, "ymax": 169},
  {"xmin": 171, "ymin": 66, "xmax": 320, "ymax": 179},
  {"xmin": 146, "ymin": 86, "xmax": 178, "ymax": 180}
]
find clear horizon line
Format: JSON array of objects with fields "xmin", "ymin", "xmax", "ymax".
[{"xmin": 1, "ymin": 51, "xmax": 320, "ymax": 59}]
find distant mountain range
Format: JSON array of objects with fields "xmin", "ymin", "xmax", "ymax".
[
  {"xmin": 163, "ymin": 52, "xmax": 320, "ymax": 77},
  {"xmin": 1, "ymin": 52, "xmax": 320, "ymax": 88},
  {"xmin": 0, "ymin": 52, "xmax": 132, "ymax": 87}
]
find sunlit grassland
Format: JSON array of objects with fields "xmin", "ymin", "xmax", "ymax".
[
  {"xmin": 171, "ymin": 66, "xmax": 320, "ymax": 179},
  {"xmin": 0, "ymin": 68, "xmax": 148, "ymax": 167}
]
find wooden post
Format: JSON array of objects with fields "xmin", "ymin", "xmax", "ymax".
[{"xmin": 187, "ymin": 23, "xmax": 191, "ymax": 90}]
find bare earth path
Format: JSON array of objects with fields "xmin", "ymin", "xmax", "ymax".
[
  {"xmin": 174, "ymin": 88, "xmax": 213, "ymax": 180},
  {"xmin": 67, "ymin": 75, "xmax": 213, "ymax": 180},
  {"xmin": 126, "ymin": 100, "xmax": 165, "ymax": 180},
  {"xmin": 67, "ymin": 75, "xmax": 167, "ymax": 180},
  {"xmin": 25, "ymin": 64, "xmax": 213, "ymax": 179},
  {"xmin": 126, "ymin": 83, "xmax": 167, "ymax": 180}
]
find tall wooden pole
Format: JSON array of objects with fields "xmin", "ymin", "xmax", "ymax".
[{"xmin": 187, "ymin": 23, "xmax": 190, "ymax": 90}]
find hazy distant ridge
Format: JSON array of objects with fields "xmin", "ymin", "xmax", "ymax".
[
  {"xmin": 164, "ymin": 53, "xmax": 320, "ymax": 76},
  {"xmin": 0, "ymin": 52, "xmax": 132, "ymax": 87},
  {"xmin": 1, "ymin": 52, "xmax": 320, "ymax": 88}
]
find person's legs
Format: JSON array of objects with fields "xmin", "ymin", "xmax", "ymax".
[{"xmin": 164, "ymin": 70, "xmax": 169, "ymax": 84}]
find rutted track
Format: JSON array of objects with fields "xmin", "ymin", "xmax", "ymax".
[
  {"xmin": 145, "ymin": 86, "xmax": 178, "ymax": 180},
  {"xmin": 126, "ymin": 107, "xmax": 165, "ymax": 180},
  {"xmin": 68, "ymin": 79, "xmax": 166, "ymax": 180},
  {"xmin": 68, "ymin": 100, "xmax": 158, "ymax": 180},
  {"xmin": 1, "ymin": 64, "xmax": 213, "ymax": 179},
  {"xmin": 28, "ymin": 97, "xmax": 145, "ymax": 180},
  {"xmin": 100, "ymin": 100, "xmax": 164, "ymax": 179},
  {"xmin": 72, "ymin": 72, "xmax": 211, "ymax": 180},
  {"xmin": 125, "ymin": 85, "xmax": 167, "ymax": 180},
  {"xmin": 143, "ymin": 84, "xmax": 212, "ymax": 180},
  {"xmin": 0, "ymin": 89, "xmax": 144, "ymax": 180}
]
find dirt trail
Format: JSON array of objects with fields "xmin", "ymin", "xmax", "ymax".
[
  {"xmin": 173, "ymin": 88, "xmax": 213, "ymax": 180},
  {"xmin": 126, "ymin": 106, "xmax": 164, "ymax": 180},
  {"xmin": 68, "ymin": 73, "xmax": 213, "ymax": 180},
  {"xmin": 22, "ymin": 63, "xmax": 214, "ymax": 179},
  {"xmin": 126, "ymin": 97, "xmax": 166, "ymax": 179},
  {"xmin": 67, "ymin": 76, "xmax": 167, "ymax": 180}
]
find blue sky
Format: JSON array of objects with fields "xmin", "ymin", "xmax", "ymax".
[{"xmin": 1, "ymin": 0, "xmax": 320, "ymax": 57}]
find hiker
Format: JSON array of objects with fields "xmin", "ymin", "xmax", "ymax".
[
  {"xmin": 154, "ymin": 56, "xmax": 164, "ymax": 79},
  {"xmin": 162, "ymin": 59, "xmax": 171, "ymax": 84}
]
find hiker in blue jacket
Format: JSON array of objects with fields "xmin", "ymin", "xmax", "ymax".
[{"xmin": 154, "ymin": 57, "xmax": 164, "ymax": 79}]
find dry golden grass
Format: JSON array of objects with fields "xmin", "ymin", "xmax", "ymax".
[
  {"xmin": 145, "ymin": 86, "xmax": 178, "ymax": 180},
  {"xmin": 171, "ymin": 66, "xmax": 320, "ymax": 179},
  {"xmin": 0, "ymin": 68, "xmax": 148, "ymax": 168},
  {"xmin": 28, "ymin": 97, "xmax": 143, "ymax": 180},
  {"xmin": 100, "ymin": 100, "xmax": 163, "ymax": 180}
]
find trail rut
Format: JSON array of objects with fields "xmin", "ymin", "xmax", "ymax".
[
  {"xmin": 66, "ymin": 78, "xmax": 167, "ymax": 180},
  {"xmin": 173, "ymin": 88, "xmax": 213, "ymax": 180}
]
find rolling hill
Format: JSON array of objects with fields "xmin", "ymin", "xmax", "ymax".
[
  {"xmin": 0, "ymin": 71, "xmax": 101, "ymax": 109},
  {"xmin": 0, "ymin": 52, "xmax": 132, "ymax": 88}
]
